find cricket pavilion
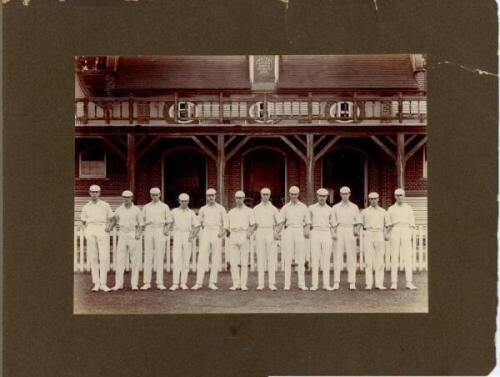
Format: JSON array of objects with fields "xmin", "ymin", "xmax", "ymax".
[{"xmin": 74, "ymin": 54, "xmax": 428, "ymax": 274}]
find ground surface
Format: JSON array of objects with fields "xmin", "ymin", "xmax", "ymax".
[{"xmin": 74, "ymin": 270, "xmax": 428, "ymax": 314}]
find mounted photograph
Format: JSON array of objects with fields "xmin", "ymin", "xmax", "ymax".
[{"xmin": 74, "ymin": 54, "xmax": 428, "ymax": 314}]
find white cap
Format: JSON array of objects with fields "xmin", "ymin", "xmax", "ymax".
[
  {"xmin": 394, "ymin": 188, "xmax": 405, "ymax": 196},
  {"xmin": 289, "ymin": 186, "xmax": 300, "ymax": 194},
  {"xmin": 339, "ymin": 186, "xmax": 351, "ymax": 194},
  {"xmin": 150, "ymin": 187, "xmax": 161, "ymax": 195},
  {"xmin": 206, "ymin": 188, "xmax": 217, "ymax": 195},
  {"xmin": 122, "ymin": 190, "xmax": 133, "ymax": 198},
  {"xmin": 235, "ymin": 190, "xmax": 245, "ymax": 198},
  {"xmin": 260, "ymin": 187, "xmax": 271, "ymax": 195},
  {"xmin": 368, "ymin": 192, "xmax": 379, "ymax": 199},
  {"xmin": 179, "ymin": 193, "xmax": 190, "ymax": 201},
  {"xmin": 89, "ymin": 184, "xmax": 101, "ymax": 192},
  {"xmin": 316, "ymin": 188, "xmax": 329, "ymax": 196}
]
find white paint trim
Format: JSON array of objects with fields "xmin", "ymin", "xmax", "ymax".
[
  {"xmin": 249, "ymin": 55, "xmax": 254, "ymax": 83},
  {"xmin": 274, "ymin": 55, "xmax": 280, "ymax": 83}
]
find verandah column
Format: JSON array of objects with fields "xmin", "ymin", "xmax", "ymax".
[
  {"xmin": 126, "ymin": 133, "xmax": 136, "ymax": 193},
  {"xmin": 306, "ymin": 134, "xmax": 315, "ymax": 204},
  {"xmin": 216, "ymin": 135, "xmax": 226, "ymax": 206},
  {"xmin": 396, "ymin": 133, "xmax": 405, "ymax": 189}
]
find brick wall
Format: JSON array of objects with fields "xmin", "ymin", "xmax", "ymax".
[{"xmin": 75, "ymin": 137, "xmax": 427, "ymax": 209}]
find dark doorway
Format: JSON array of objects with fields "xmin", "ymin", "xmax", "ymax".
[
  {"xmin": 243, "ymin": 149, "xmax": 286, "ymax": 208},
  {"xmin": 322, "ymin": 149, "xmax": 366, "ymax": 207},
  {"xmin": 164, "ymin": 149, "xmax": 206, "ymax": 209}
]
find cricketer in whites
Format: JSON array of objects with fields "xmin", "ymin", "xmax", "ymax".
[{"xmin": 80, "ymin": 184, "xmax": 417, "ymax": 293}]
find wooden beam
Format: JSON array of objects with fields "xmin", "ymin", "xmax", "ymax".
[
  {"xmin": 314, "ymin": 135, "xmax": 327, "ymax": 148},
  {"xmin": 306, "ymin": 134, "xmax": 315, "ymax": 203},
  {"xmin": 384, "ymin": 135, "xmax": 397, "ymax": 146},
  {"xmin": 314, "ymin": 135, "xmax": 342, "ymax": 162},
  {"xmin": 225, "ymin": 136, "xmax": 252, "ymax": 162},
  {"xmin": 114, "ymin": 135, "xmax": 128, "ymax": 149},
  {"xmin": 205, "ymin": 135, "xmax": 218, "ymax": 148},
  {"xmin": 135, "ymin": 135, "xmax": 147, "ymax": 150},
  {"xmin": 101, "ymin": 136, "xmax": 126, "ymax": 161},
  {"xmin": 136, "ymin": 136, "xmax": 162, "ymax": 161},
  {"xmin": 370, "ymin": 136, "xmax": 396, "ymax": 161},
  {"xmin": 396, "ymin": 133, "xmax": 405, "ymax": 189},
  {"xmin": 190, "ymin": 136, "xmax": 216, "ymax": 161},
  {"xmin": 404, "ymin": 134, "xmax": 417, "ymax": 147},
  {"xmin": 126, "ymin": 133, "xmax": 136, "ymax": 193},
  {"xmin": 224, "ymin": 135, "xmax": 237, "ymax": 148},
  {"xmin": 76, "ymin": 124, "xmax": 427, "ymax": 137},
  {"xmin": 293, "ymin": 135, "xmax": 307, "ymax": 148},
  {"xmin": 216, "ymin": 135, "xmax": 226, "ymax": 206},
  {"xmin": 280, "ymin": 136, "xmax": 306, "ymax": 162},
  {"xmin": 405, "ymin": 136, "xmax": 428, "ymax": 163}
]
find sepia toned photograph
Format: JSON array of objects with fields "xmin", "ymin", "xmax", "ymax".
[{"xmin": 74, "ymin": 54, "xmax": 428, "ymax": 314}]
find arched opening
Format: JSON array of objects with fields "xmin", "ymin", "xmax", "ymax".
[
  {"xmin": 163, "ymin": 148, "xmax": 207, "ymax": 209},
  {"xmin": 242, "ymin": 147, "xmax": 286, "ymax": 208},
  {"xmin": 322, "ymin": 148, "xmax": 367, "ymax": 208}
]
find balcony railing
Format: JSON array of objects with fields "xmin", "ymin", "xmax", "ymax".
[{"xmin": 75, "ymin": 93, "xmax": 427, "ymax": 126}]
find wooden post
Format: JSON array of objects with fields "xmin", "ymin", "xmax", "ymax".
[
  {"xmin": 217, "ymin": 135, "xmax": 226, "ymax": 206},
  {"xmin": 126, "ymin": 133, "xmax": 136, "ymax": 193},
  {"xmin": 128, "ymin": 96, "xmax": 134, "ymax": 124},
  {"xmin": 306, "ymin": 134, "xmax": 315, "ymax": 204},
  {"xmin": 396, "ymin": 133, "xmax": 405, "ymax": 189}
]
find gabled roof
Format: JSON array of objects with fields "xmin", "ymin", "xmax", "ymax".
[
  {"xmin": 278, "ymin": 54, "xmax": 418, "ymax": 90},
  {"xmin": 114, "ymin": 55, "xmax": 251, "ymax": 91},
  {"xmin": 77, "ymin": 54, "xmax": 420, "ymax": 96}
]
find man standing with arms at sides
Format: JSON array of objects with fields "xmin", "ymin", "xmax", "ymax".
[
  {"xmin": 277, "ymin": 186, "xmax": 311, "ymax": 291},
  {"xmin": 191, "ymin": 188, "xmax": 227, "ymax": 291},
  {"xmin": 387, "ymin": 188, "xmax": 417, "ymax": 290},
  {"xmin": 332, "ymin": 186, "xmax": 362, "ymax": 291},
  {"xmin": 80, "ymin": 185, "xmax": 114, "ymax": 292},
  {"xmin": 110, "ymin": 190, "xmax": 142, "ymax": 291},
  {"xmin": 141, "ymin": 187, "xmax": 172, "ymax": 291},
  {"xmin": 253, "ymin": 187, "xmax": 283, "ymax": 291},
  {"xmin": 226, "ymin": 191, "xmax": 256, "ymax": 291},
  {"xmin": 308, "ymin": 188, "xmax": 337, "ymax": 291},
  {"xmin": 360, "ymin": 192, "xmax": 391, "ymax": 291},
  {"xmin": 170, "ymin": 193, "xmax": 200, "ymax": 291}
]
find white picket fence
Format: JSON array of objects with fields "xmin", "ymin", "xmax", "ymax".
[{"xmin": 74, "ymin": 225, "xmax": 428, "ymax": 274}]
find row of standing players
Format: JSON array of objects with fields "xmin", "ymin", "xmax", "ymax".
[{"xmin": 80, "ymin": 184, "xmax": 417, "ymax": 293}]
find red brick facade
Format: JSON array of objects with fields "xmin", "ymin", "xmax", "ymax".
[{"xmin": 75, "ymin": 137, "xmax": 427, "ymax": 209}]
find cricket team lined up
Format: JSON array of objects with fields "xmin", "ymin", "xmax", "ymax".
[{"xmin": 81, "ymin": 184, "xmax": 417, "ymax": 293}]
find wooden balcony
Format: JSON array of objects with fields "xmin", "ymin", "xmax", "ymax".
[{"xmin": 75, "ymin": 93, "xmax": 427, "ymax": 128}]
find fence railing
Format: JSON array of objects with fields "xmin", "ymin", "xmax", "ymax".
[
  {"xmin": 74, "ymin": 226, "xmax": 428, "ymax": 274},
  {"xmin": 75, "ymin": 94, "xmax": 427, "ymax": 126}
]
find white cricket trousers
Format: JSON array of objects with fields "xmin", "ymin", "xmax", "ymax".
[
  {"xmin": 195, "ymin": 228, "xmax": 222, "ymax": 285},
  {"xmin": 115, "ymin": 231, "xmax": 140, "ymax": 288},
  {"xmin": 229, "ymin": 231, "xmax": 250, "ymax": 288},
  {"xmin": 334, "ymin": 226, "xmax": 357, "ymax": 284},
  {"xmin": 85, "ymin": 224, "xmax": 110, "ymax": 287},
  {"xmin": 363, "ymin": 230, "xmax": 385, "ymax": 288},
  {"xmin": 282, "ymin": 227, "xmax": 306, "ymax": 288},
  {"xmin": 255, "ymin": 227, "xmax": 277, "ymax": 287},
  {"xmin": 390, "ymin": 225, "xmax": 413, "ymax": 284},
  {"xmin": 310, "ymin": 229, "xmax": 333, "ymax": 289},
  {"xmin": 172, "ymin": 231, "xmax": 192, "ymax": 286},
  {"xmin": 143, "ymin": 226, "xmax": 166, "ymax": 285}
]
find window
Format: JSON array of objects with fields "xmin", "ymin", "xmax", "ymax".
[
  {"xmin": 422, "ymin": 145, "xmax": 428, "ymax": 179},
  {"xmin": 79, "ymin": 146, "xmax": 106, "ymax": 178}
]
